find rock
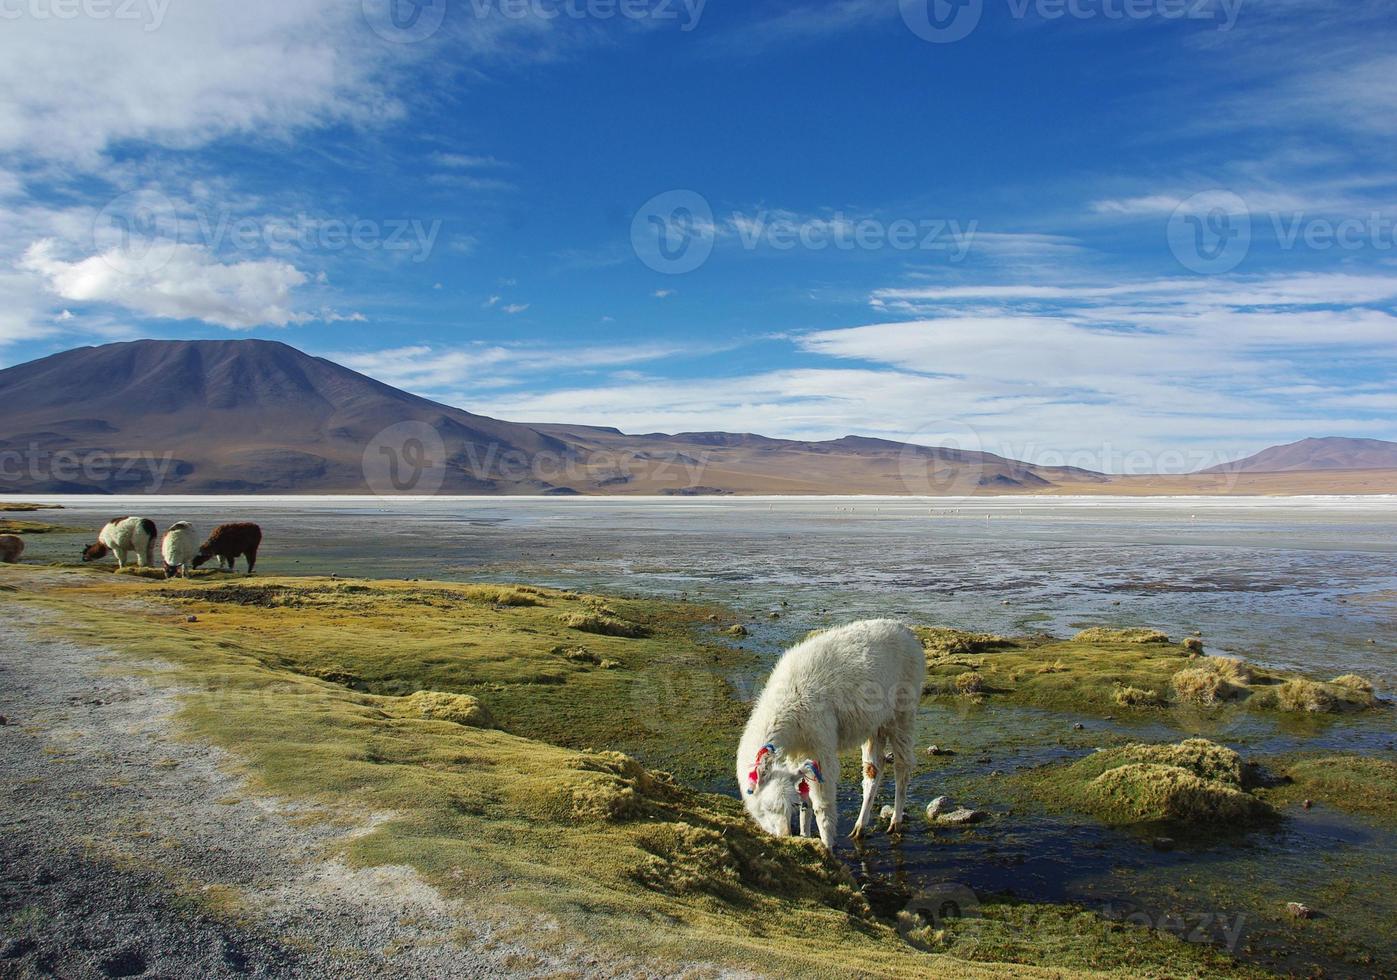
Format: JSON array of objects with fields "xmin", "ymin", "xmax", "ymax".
[
  {"xmin": 938, "ymin": 807, "xmax": 988, "ymax": 825},
  {"xmin": 1073, "ymin": 722, "xmax": 1085, "ymax": 731},
  {"xmin": 1303, "ymin": 799, "xmax": 1313, "ymax": 810},
  {"xmin": 926, "ymin": 796, "xmax": 988, "ymax": 825},
  {"xmin": 1287, "ymin": 902, "xmax": 1315, "ymax": 920},
  {"xmin": 926, "ymin": 745, "xmax": 955, "ymax": 757},
  {"xmin": 768, "ymin": 612, "xmax": 781, "ymax": 620},
  {"xmin": 879, "ymin": 805, "xmax": 896, "ymax": 821},
  {"xmin": 720, "ymin": 624, "xmax": 748, "ymax": 638},
  {"xmin": 1152, "ymin": 836, "xmax": 1175, "ymax": 852},
  {"xmin": 0, "ymin": 715, "xmax": 7, "ymax": 726},
  {"xmin": 186, "ymin": 615, "xmax": 198, "ymax": 623}
]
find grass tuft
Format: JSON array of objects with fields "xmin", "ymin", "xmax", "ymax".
[{"xmin": 1073, "ymin": 627, "xmax": 1171, "ymax": 645}]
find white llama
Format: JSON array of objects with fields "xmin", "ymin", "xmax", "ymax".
[{"xmin": 736, "ymin": 619, "xmax": 926, "ymax": 852}]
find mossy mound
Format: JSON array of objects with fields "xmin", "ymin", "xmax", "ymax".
[
  {"xmin": 397, "ymin": 691, "xmax": 496, "ymax": 728},
  {"xmin": 1331, "ymin": 674, "xmax": 1377, "ymax": 694},
  {"xmin": 1026, "ymin": 739, "xmax": 1273, "ymax": 829},
  {"xmin": 564, "ymin": 611, "xmax": 650, "ymax": 638},
  {"xmin": 1113, "ymin": 685, "xmax": 1165, "ymax": 708},
  {"xmin": 915, "ymin": 626, "xmax": 1012, "ymax": 656},
  {"xmin": 1073, "ymin": 627, "xmax": 1171, "ymax": 645}
]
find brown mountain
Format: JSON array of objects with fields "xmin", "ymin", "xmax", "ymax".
[
  {"xmin": 0, "ymin": 338, "xmax": 1108, "ymax": 495},
  {"xmin": 1201, "ymin": 437, "xmax": 1397, "ymax": 474},
  {"xmin": 2, "ymin": 340, "xmax": 1392, "ymax": 495}
]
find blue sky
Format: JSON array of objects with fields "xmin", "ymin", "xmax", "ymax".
[{"xmin": 1, "ymin": 0, "xmax": 1395, "ymax": 471}]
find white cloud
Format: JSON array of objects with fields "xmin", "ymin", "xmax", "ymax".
[
  {"xmin": 21, "ymin": 239, "xmax": 309, "ymax": 329},
  {"xmin": 653, "ymin": 289, "xmax": 675, "ymax": 299},
  {"xmin": 501, "ymin": 303, "xmax": 530, "ymax": 315}
]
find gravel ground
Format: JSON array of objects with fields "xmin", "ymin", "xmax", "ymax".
[{"xmin": 0, "ymin": 601, "xmax": 644, "ymax": 979}]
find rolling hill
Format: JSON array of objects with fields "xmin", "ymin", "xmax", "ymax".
[
  {"xmin": 1, "ymin": 340, "xmax": 1393, "ymax": 495},
  {"xmin": 1201, "ymin": 437, "xmax": 1397, "ymax": 473},
  {"xmin": 0, "ymin": 339, "xmax": 1106, "ymax": 495}
]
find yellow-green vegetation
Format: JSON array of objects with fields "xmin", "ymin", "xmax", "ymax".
[
  {"xmin": 0, "ymin": 518, "xmax": 72, "ymax": 534},
  {"xmin": 1245, "ymin": 676, "xmax": 1377, "ymax": 715},
  {"xmin": 394, "ymin": 691, "xmax": 496, "ymax": 728},
  {"xmin": 563, "ymin": 609, "xmax": 649, "ymax": 638},
  {"xmin": 2, "ymin": 567, "xmax": 1271, "ymax": 979},
  {"xmin": 1113, "ymin": 685, "xmax": 1165, "ymax": 708},
  {"xmin": 0, "ymin": 502, "xmax": 62, "ymax": 511},
  {"xmin": 1073, "ymin": 627, "xmax": 1171, "ymax": 645},
  {"xmin": 1170, "ymin": 658, "xmax": 1251, "ymax": 706},
  {"xmin": 1020, "ymin": 739, "xmax": 1275, "ymax": 829},
  {"xmin": 915, "ymin": 626, "xmax": 1012, "ymax": 656},
  {"xmin": 954, "ymin": 671, "xmax": 986, "ymax": 696},
  {"xmin": 1257, "ymin": 755, "xmax": 1397, "ymax": 825},
  {"xmin": 1332, "ymin": 673, "xmax": 1377, "ymax": 694},
  {"xmin": 917, "ymin": 625, "xmax": 1381, "ymax": 718}
]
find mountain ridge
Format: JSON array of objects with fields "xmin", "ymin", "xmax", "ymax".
[{"xmin": 1, "ymin": 340, "xmax": 1393, "ymax": 495}]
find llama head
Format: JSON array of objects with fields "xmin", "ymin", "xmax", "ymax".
[
  {"xmin": 191, "ymin": 548, "xmax": 213, "ymax": 569},
  {"xmin": 81, "ymin": 541, "xmax": 110, "ymax": 562},
  {"xmin": 740, "ymin": 744, "xmax": 803, "ymax": 836}
]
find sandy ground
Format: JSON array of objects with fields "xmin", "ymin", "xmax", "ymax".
[{"xmin": 0, "ymin": 603, "xmax": 659, "ymax": 979}]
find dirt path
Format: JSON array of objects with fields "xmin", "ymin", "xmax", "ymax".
[{"xmin": 0, "ymin": 604, "xmax": 618, "ymax": 979}]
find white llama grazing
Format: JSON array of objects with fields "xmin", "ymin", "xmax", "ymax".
[
  {"xmin": 82, "ymin": 517, "xmax": 158, "ymax": 568},
  {"xmin": 736, "ymin": 619, "xmax": 926, "ymax": 852},
  {"xmin": 161, "ymin": 521, "xmax": 198, "ymax": 578}
]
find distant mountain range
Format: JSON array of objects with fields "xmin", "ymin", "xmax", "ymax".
[
  {"xmin": 1203, "ymin": 437, "xmax": 1397, "ymax": 473},
  {"xmin": 0, "ymin": 339, "xmax": 1393, "ymax": 495}
]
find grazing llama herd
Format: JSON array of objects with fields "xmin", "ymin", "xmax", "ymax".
[
  {"xmin": 80, "ymin": 516, "xmax": 262, "ymax": 578},
  {"xmin": 3, "ymin": 510, "xmax": 928, "ymax": 853}
]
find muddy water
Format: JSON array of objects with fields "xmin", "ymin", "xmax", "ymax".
[{"xmin": 14, "ymin": 494, "xmax": 1397, "ymax": 976}]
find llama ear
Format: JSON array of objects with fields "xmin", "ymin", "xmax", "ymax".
[{"xmin": 798, "ymin": 759, "xmax": 823, "ymax": 785}]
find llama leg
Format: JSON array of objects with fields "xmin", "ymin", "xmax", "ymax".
[
  {"xmin": 798, "ymin": 802, "xmax": 813, "ymax": 838},
  {"xmin": 245, "ymin": 545, "xmax": 257, "ymax": 575},
  {"xmin": 809, "ymin": 757, "xmax": 840, "ymax": 852},
  {"xmin": 889, "ymin": 720, "xmax": 916, "ymax": 834},
  {"xmin": 851, "ymin": 737, "xmax": 886, "ymax": 839}
]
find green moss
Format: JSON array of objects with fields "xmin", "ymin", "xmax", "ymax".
[
  {"xmin": 1073, "ymin": 627, "xmax": 1171, "ymax": 645},
  {"xmin": 915, "ymin": 626, "xmax": 1013, "ymax": 656},
  {"xmin": 0, "ymin": 502, "xmax": 62, "ymax": 512},
  {"xmin": 1258, "ymin": 755, "xmax": 1397, "ymax": 825},
  {"xmin": 1114, "ymin": 685, "xmax": 1165, "ymax": 708},
  {"xmin": 4, "ymin": 570, "xmax": 1276, "ymax": 977},
  {"xmin": 0, "ymin": 519, "xmax": 73, "ymax": 534},
  {"xmin": 1019, "ymin": 739, "xmax": 1273, "ymax": 829},
  {"xmin": 563, "ymin": 610, "xmax": 650, "ymax": 638},
  {"xmin": 395, "ymin": 691, "xmax": 496, "ymax": 728}
]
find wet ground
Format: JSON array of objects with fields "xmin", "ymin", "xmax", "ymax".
[{"xmin": 11, "ymin": 494, "xmax": 1397, "ymax": 976}]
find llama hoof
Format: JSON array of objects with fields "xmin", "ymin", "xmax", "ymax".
[{"xmin": 888, "ymin": 821, "xmax": 903, "ymax": 836}]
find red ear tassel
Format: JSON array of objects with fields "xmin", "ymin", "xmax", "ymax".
[{"xmin": 798, "ymin": 780, "xmax": 810, "ymax": 797}]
